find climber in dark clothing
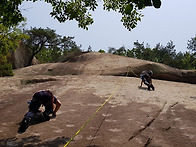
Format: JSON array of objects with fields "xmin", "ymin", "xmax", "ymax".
[
  {"xmin": 18, "ymin": 90, "xmax": 61, "ymax": 133},
  {"xmin": 139, "ymin": 70, "xmax": 155, "ymax": 91}
]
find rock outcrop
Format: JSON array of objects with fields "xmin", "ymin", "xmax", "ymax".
[{"xmin": 14, "ymin": 52, "xmax": 196, "ymax": 83}]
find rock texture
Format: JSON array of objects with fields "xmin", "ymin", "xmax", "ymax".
[
  {"xmin": 0, "ymin": 52, "xmax": 196, "ymax": 147},
  {"xmin": 14, "ymin": 52, "xmax": 196, "ymax": 83}
]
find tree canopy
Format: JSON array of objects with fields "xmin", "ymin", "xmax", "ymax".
[
  {"xmin": 23, "ymin": 27, "xmax": 81, "ymax": 65},
  {"xmin": 0, "ymin": 0, "xmax": 162, "ymax": 30},
  {"xmin": 187, "ymin": 35, "xmax": 196, "ymax": 54},
  {"xmin": 0, "ymin": 0, "xmax": 24, "ymax": 27},
  {"xmin": 0, "ymin": 23, "xmax": 28, "ymax": 76},
  {"xmin": 108, "ymin": 40, "xmax": 196, "ymax": 70}
]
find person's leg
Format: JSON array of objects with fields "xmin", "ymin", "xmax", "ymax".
[
  {"xmin": 142, "ymin": 78, "xmax": 154, "ymax": 90},
  {"xmin": 43, "ymin": 105, "xmax": 53, "ymax": 121},
  {"xmin": 143, "ymin": 78, "xmax": 150, "ymax": 86},
  {"xmin": 18, "ymin": 111, "xmax": 36, "ymax": 133},
  {"xmin": 150, "ymin": 84, "xmax": 155, "ymax": 91},
  {"xmin": 18, "ymin": 101, "xmax": 41, "ymax": 134}
]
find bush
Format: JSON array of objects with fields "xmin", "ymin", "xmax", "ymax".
[
  {"xmin": 0, "ymin": 63, "xmax": 14, "ymax": 77},
  {"xmin": 98, "ymin": 49, "xmax": 105, "ymax": 53}
]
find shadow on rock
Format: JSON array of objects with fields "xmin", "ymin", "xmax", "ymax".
[
  {"xmin": 138, "ymin": 86, "xmax": 148, "ymax": 90},
  {"xmin": 18, "ymin": 112, "xmax": 56, "ymax": 134},
  {"xmin": 0, "ymin": 136, "xmax": 70, "ymax": 147}
]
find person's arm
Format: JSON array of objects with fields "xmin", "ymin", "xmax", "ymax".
[
  {"xmin": 150, "ymin": 78, "xmax": 152, "ymax": 85},
  {"xmin": 53, "ymin": 99, "xmax": 61, "ymax": 115},
  {"xmin": 140, "ymin": 80, "xmax": 143, "ymax": 87}
]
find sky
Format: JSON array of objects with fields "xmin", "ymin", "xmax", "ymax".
[{"xmin": 21, "ymin": 0, "xmax": 196, "ymax": 53}]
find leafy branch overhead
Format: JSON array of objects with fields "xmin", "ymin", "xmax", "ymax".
[
  {"xmin": 0, "ymin": 0, "xmax": 161, "ymax": 30},
  {"xmin": 103, "ymin": 0, "xmax": 161, "ymax": 30}
]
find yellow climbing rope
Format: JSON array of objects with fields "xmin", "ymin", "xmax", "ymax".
[
  {"xmin": 64, "ymin": 67, "xmax": 130, "ymax": 147},
  {"xmin": 127, "ymin": 66, "xmax": 140, "ymax": 77}
]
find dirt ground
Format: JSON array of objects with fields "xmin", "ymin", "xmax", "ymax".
[
  {"xmin": 1, "ymin": 53, "xmax": 196, "ymax": 147},
  {"xmin": 0, "ymin": 74, "xmax": 196, "ymax": 147}
]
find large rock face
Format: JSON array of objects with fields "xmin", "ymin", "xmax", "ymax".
[
  {"xmin": 14, "ymin": 52, "xmax": 196, "ymax": 84},
  {"xmin": 8, "ymin": 42, "xmax": 38, "ymax": 69},
  {"xmin": 0, "ymin": 52, "xmax": 196, "ymax": 147}
]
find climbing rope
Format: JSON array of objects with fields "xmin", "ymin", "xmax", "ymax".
[
  {"xmin": 127, "ymin": 66, "xmax": 140, "ymax": 78},
  {"xmin": 64, "ymin": 67, "xmax": 130, "ymax": 147}
]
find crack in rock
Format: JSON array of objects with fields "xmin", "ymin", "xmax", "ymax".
[
  {"xmin": 88, "ymin": 106, "xmax": 111, "ymax": 146},
  {"xmin": 144, "ymin": 135, "xmax": 154, "ymax": 147},
  {"xmin": 128, "ymin": 102, "xmax": 167, "ymax": 141}
]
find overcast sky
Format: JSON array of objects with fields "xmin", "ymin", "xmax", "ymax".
[{"xmin": 21, "ymin": 0, "xmax": 196, "ymax": 53}]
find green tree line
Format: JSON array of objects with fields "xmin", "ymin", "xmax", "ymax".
[
  {"xmin": 0, "ymin": 23, "xmax": 28, "ymax": 76},
  {"xmin": 1, "ymin": 0, "xmax": 162, "ymax": 77},
  {"xmin": 1, "ymin": 0, "xmax": 196, "ymax": 77},
  {"xmin": 1, "ymin": 22, "xmax": 196, "ymax": 78},
  {"xmin": 0, "ymin": 25, "xmax": 82, "ymax": 76},
  {"xmin": 0, "ymin": 0, "xmax": 161, "ymax": 77},
  {"xmin": 23, "ymin": 27, "xmax": 81, "ymax": 66},
  {"xmin": 107, "ymin": 39, "xmax": 196, "ymax": 70}
]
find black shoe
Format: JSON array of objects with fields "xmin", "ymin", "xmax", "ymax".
[
  {"xmin": 151, "ymin": 85, "xmax": 155, "ymax": 91},
  {"xmin": 18, "ymin": 118, "xmax": 30, "ymax": 134},
  {"xmin": 43, "ymin": 112, "xmax": 50, "ymax": 121}
]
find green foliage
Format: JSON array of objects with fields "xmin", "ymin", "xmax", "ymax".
[
  {"xmin": 125, "ymin": 4, "xmax": 133, "ymax": 15},
  {"xmin": 58, "ymin": 36, "xmax": 82, "ymax": 61},
  {"xmin": 87, "ymin": 46, "xmax": 92, "ymax": 52},
  {"xmin": 0, "ymin": 63, "xmax": 14, "ymax": 77},
  {"xmin": 103, "ymin": 0, "xmax": 161, "ymax": 30},
  {"xmin": 130, "ymin": 40, "xmax": 178, "ymax": 67},
  {"xmin": 23, "ymin": 27, "xmax": 81, "ymax": 64},
  {"xmin": 187, "ymin": 35, "xmax": 196, "ymax": 53},
  {"xmin": 108, "ymin": 47, "xmax": 116, "ymax": 54},
  {"xmin": 23, "ymin": 27, "xmax": 60, "ymax": 65},
  {"xmin": 152, "ymin": 0, "xmax": 161, "ymax": 8},
  {"xmin": 126, "ymin": 49, "xmax": 134, "ymax": 57},
  {"xmin": 35, "ymin": 47, "xmax": 55, "ymax": 63},
  {"xmin": 0, "ymin": 24, "xmax": 28, "ymax": 76},
  {"xmin": 98, "ymin": 49, "xmax": 105, "ymax": 53},
  {"xmin": 108, "ymin": 39, "xmax": 196, "ymax": 70},
  {"xmin": 0, "ymin": 0, "xmax": 24, "ymax": 27},
  {"xmin": 0, "ymin": 24, "xmax": 21, "ymax": 63},
  {"xmin": 108, "ymin": 46, "xmax": 127, "ymax": 56},
  {"xmin": 0, "ymin": 0, "xmax": 161, "ymax": 31},
  {"xmin": 49, "ymin": 0, "xmax": 97, "ymax": 30}
]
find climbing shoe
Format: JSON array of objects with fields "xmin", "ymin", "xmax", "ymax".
[
  {"xmin": 18, "ymin": 118, "xmax": 30, "ymax": 134},
  {"xmin": 43, "ymin": 112, "xmax": 50, "ymax": 121},
  {"xmin": 151, "ymin": 85, "xmax": 155, "ymax": 91}
]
